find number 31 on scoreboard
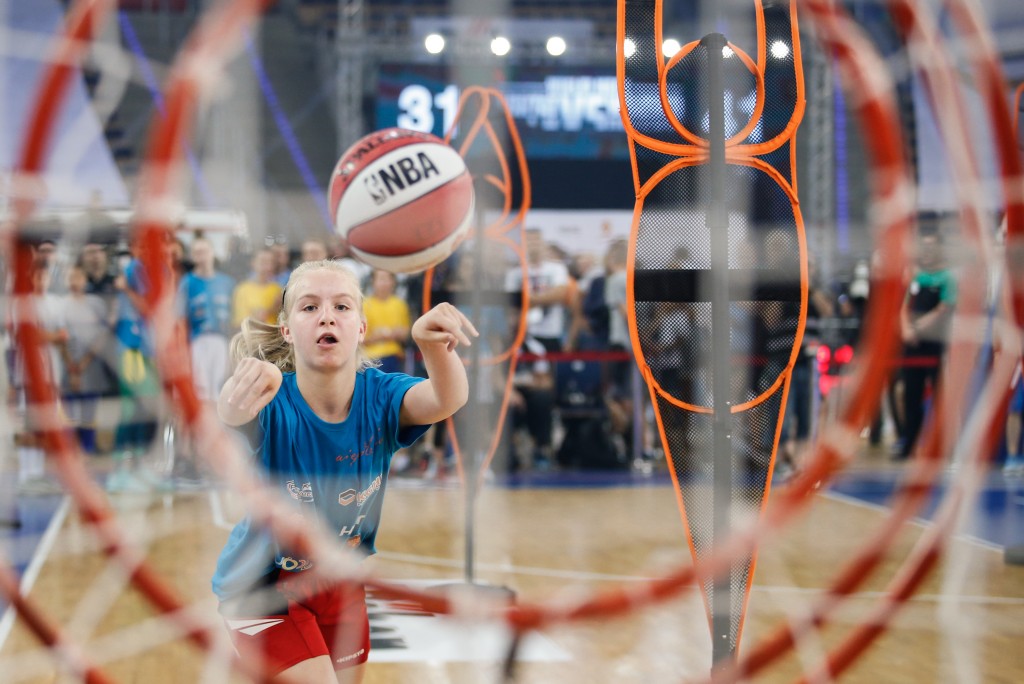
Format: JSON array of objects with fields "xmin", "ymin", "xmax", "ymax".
[{"xmin": 397, "ymin": 84, "xmax": 460, "ymax": 137}]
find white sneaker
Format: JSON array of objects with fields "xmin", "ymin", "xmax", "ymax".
[
  {"xmin": 1004, "ymin": 457, "xmax": 1024, "ymax": 477},
  {"xmin": 106, "ymin": 469, "xmax": 152, "ymax": 494},
  {"xmin": 423, "ymin": 460, "xmax": 439, "ymax": 480},
  {"xmin": 392, "ymin": 451, "xmax": 411, "ymax": 473},
  {"xmin": 17, "ymin": 477, "xmax": 62, "ymax": 496}
]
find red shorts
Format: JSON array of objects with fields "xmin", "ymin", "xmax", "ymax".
[{"xmin": 219, "ymin": 572, "xmax": 369, "ymax": 676}]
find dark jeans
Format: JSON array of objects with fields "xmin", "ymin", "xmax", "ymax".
[
  {"xmin": 783, "ymin": 360, "xmax": 813, "ymax": 441},
  {"xmin": 901, "ymin": 361, "xmax": 941, "ymax": 458},
  {"xmin": 512, "ymin": 386, "xmax": 555, "ymax": 449}
]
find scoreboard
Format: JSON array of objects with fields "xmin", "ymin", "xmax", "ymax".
[{"xmin": 375, "ymin": 64, "xmax": 630, "ymax": 160}]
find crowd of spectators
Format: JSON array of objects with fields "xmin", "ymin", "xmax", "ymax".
[
  {"xmin": 9, "ymin": 213, "xmax": 1011, "ymax": 491},
  {"xmin": 4, "ymin": 231, "xmax": 361, "ymax": 492}
]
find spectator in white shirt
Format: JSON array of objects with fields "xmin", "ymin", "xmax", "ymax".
[
  {"xmin": 504, "ymin": 228, "xmax": 570, "ymax": 351},
  {"xmin": 504, "ymin": 228, "xmax": 570, "ymax": 470}
]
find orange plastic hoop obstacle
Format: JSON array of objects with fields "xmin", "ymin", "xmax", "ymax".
[
  {"xmin": 617, "ymin": 0, "xmax": 808, "ymax": 662},
  {"xmin": 422, "ymin": 86, "xmax": 532, "ymax": 587},
  {"xmin": 424, "ymin": 86, "xmax": 531, "ymax": 490}
]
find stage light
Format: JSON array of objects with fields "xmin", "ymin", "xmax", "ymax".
[
  {"xmin": 662, "ymin": 38, "xmax": 681, "ymax": 58},
  {"xmin": 623, "ymin": 37, "xmax": 636, "ymax": 58},
  {"xmin": 547, "ymin": 36, "xmax": 567, "ymax": 57},
  {"xmin": 424, "ymin": 33, "xmax": 445, "ymax": 55},
  {"xmin": 770, "ymin": 40, "xmax": 790, "ymax": 59},
  {"xmin": 491, "ymin": 36, "xmax": 511, "ymax": 56}
]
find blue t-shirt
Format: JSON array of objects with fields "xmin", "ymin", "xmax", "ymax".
[
  {"xmin": 115, "ymin": 258, "xmax": 148, "ymax": 351},
  {"xmin": 211, "ymin": 368, "xmax": 429, "ymax": 601},
  {"xmin": 179, "ymin": 271, "xmax": 235, "ymax": 338}
]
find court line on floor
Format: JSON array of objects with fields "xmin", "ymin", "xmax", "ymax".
[
  {"xmin": 823, "ymin": 489, "xmax": 1005, "ymax": 552},
  {"xmin": 376, "ymin": 550, "xmax": 651, "ymax": 582},
  {"xmin": 375, "ymin": 550, "xmax": 655, "ymax": 583},
  {"xmin": 752, "ymin": 585, "xmax": 1024, "ymax": 605},
  {"xmin": 376, "ymin": 549, "xmax": 1024, "ymax": 606},
  {"xmin": 207, "ymin": 486, "xmax": 1016, "ymax": 598},
  {"xmin": 0, "ymin": 496, "xmax": 71, "ymax": 650}
]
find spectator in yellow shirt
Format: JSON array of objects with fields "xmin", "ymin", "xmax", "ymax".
[
  {"xmin": 363, "ymin": 269, "xmax": 410, "ymax": 374},
  {"xmin": 232, "ymin": 248, "xmax": 283, "ymax": 328}
]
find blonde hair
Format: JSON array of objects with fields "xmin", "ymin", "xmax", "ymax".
[{"xmin": 229, "ymin": 259, "xmax": 377, "ymax": 373}]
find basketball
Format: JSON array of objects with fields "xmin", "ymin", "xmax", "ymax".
[{"xmin": 328, "ymin": 127, "xmax": 474, "ymax": 274}]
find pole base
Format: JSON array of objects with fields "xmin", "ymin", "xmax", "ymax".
[
  {"xmin": 432, "ymin": 581, "xmax": 517, "ymax": 606},
  {"xmin": 1005, "ymin": 545, "xmax": 1024, "ymax": 566}
]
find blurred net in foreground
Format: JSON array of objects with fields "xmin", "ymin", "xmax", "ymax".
[{"xmin": 0, "ymin": 0, "xmax": 1022, "ymax": 682}]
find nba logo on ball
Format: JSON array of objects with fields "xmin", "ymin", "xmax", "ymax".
[{"xmin": 328, "ymin": 128, "xmax": 474, "ymax": 274}]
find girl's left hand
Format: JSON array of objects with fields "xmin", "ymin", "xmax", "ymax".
[{"xmin": 412, "ymin": 303, "xmax": 479, "ymax": 352}]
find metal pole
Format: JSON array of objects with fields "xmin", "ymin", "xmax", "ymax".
[
  {"xmin": 334, "ymin": 0, "xmax": 365, "ymax": 152},
  {"xmin": 632, "ymin": 364, "xmax": 644, "ymax": 461},
  {"xmin": 701, "ymin": 32, "xmax": 735, "ymax": 665},
  {"xmin": 462, "ymin": 176, "xmax": 488, "ymax": 585}
]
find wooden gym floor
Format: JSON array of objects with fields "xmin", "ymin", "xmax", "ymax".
[{"xmin": 0, "ymin": 452, "xmax": 1022, "ymax": 683}]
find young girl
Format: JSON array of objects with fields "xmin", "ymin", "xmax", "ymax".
[{"xmin": 212, "ymin": 259, "xmax": 476, "ymax": 683}]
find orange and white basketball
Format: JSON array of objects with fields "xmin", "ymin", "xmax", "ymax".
[{"xmin": 328, "ymin": 128, "xmax": 474, "ymax": 273}]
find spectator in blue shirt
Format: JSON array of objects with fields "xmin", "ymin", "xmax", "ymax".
[{"xmin": 179, "ymin": 236, "xmax": 236, "ymax": 400}]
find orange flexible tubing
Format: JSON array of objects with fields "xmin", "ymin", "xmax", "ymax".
[
  {"xmin": 659, "ymin": 40, "xmax": 767, "ymax": 148},
  {"xmin": 356, "ymin": 26, "xmax": 1019, "ymax": 655},
  {"xmin": 363, "ymin": 13, "xmax": 1002, "ymax": 669},
  {"xmin": 423, "ymin": 87, "xmax": 531, "ymax": 487},
  {"xmin": 618, "ymin": 0, "xmax": 807, "ymax": 653}
]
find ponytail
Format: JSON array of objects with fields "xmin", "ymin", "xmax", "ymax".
[{"xmin": 230, "ymin": 318, "xmax": 296, "ymax": 372}]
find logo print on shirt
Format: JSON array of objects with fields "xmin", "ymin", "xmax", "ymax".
[
  {"xmin": 337, "ymin": 475, "xmax": 382, "ymax": 507},
  {"xmin": 339, "ymin": 514, "xmax": 366, "ymax": 542},
  {"xmin": 335, "ymin": 429, "xmax": 385, "ymax": 464},
  {"xmin": 276, "ymin": 556, "xmax": 313, "ymax": 572},
  {"xmin": 286, "ymin": 480, "xmax": 314, "ymax": 502}
]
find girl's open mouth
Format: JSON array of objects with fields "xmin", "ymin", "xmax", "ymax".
[{"xmin": 316, "ymin": 333, "xmax": 338, "ymax": 347}]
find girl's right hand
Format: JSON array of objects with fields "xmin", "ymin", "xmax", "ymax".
[{"xmin": 217, "ymin": 358, "xmax": 283, "ymax": 426}]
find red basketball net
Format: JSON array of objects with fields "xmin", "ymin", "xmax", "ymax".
[{"xmin": 4, "ymin": 1, "xmax": 1021, "ymax": 681}]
